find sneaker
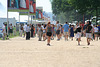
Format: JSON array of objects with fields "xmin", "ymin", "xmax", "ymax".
[
  {"xmin": 47, "ymin": 44, "xmax": 50, "ymax": 46},
  {"xmin": 78, "ymin": 43, "xmax": 80, "ymax": 45},
  {"xmin": 38, "ymin": 40, "xmax": 41, "ymax": 41},
  {"xmin": 57, "ymin": 39, "xmax": 60, "ymax": 41},
  {"xmin": 88, "ymin": 43, "xmax": 90, "ymax": 45}
]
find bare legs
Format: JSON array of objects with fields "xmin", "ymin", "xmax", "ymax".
[
  {"xmin": 47, "ymin": 36, "xmax": 51, "ymax": 46},
  {"xmin": 87, "ymin": 38, "xmax": 91, "ymax": 45},
  {"xmin": 78, "ymin": 38, "xmax": 80, "ymax": 45}
]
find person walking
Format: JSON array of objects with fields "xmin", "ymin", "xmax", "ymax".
[
  {"xmin": 46, "ymin": 22, "xmax": 52, "ymax": 46},
  {"xmin": 23, "ymin": 23, "xmax": 27, "ymax": 37},
  {"xmin": 93, "ymin": 25, "xmax": 98, "ymax": 40},
  {"xmin": 9, "ymin": 24, "xmax": 13, "ymax": 36},
  {"xmin": 56, "ymin": 21, "xmax": 61, "ymax": 41},
  {"xmin": 26, "ymin": 24, "xmax": 30, "ymax": 40},
  {"xmin": 31, "ymin": 25, "xmax": 34, "ymax": 37},
  {"xmin": 85, "ymin": 21, "xmax": 93, "ymax": 45},
  {"xmin": 13, "ymin": 25, "xmax": 16, "ymax": 36},
  {"xmin": 70, "ymin": 25, "xmax": 74, "ymax": 41},
  {"xmin": 43, "ymin": 24, "xmax": 46, "ymax": 41},
  {"xmin": 20, "ymin": 25, "xmax": 23, "ymax": 37},
  {"xmin": 75, "ymin": 23, "xmax": 82, "ymax": 45},
  {"xmin": 62, "ymin": 22, "xmax": 69, "ymax": 41},
  {"xmin": 83, "ymin": 22, "xmax": 88, "ymax": 36},
  {"xmin": 38, "ymin": 24, "xmax": 43, "ymax": 41}
]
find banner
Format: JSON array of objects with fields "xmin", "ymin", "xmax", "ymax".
[
  {"xmin": 19, "ymin": 0, "xmax": 36, "ymax": 15},
  {"xmin": 8, "ymin": 0, "xmax": 29, "ymax": 12},
  {"xmin": 36, "ymin": 7, "xmax": 43, "ymax": 19},
  {"xmin": 29, "ymin": 0, "xmax": 36, "ymax": 15}
]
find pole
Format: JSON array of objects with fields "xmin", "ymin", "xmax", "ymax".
[
  {"xmin": 28, "ymin": 0, "xmax": 30, "ymax": 24},
  {"xmin": 19, "ymin": 13, "xmax": 20, "ymax": 35},
  {"xmin": 7, "ymin": 0, "xmax": 9, "ymax": 39},
  {"xmin": 28, "ymin": 12, "xmax": 30, "ymax": 23},
  {"xmin": 35, "ymin": 15, "xmax": 36, "ymax": 35}
]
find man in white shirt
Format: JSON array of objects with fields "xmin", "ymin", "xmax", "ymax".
[
  {"xmin": 26, "ymin": 24, "xmax": 30, "ymax": 40},
  {"xmin": 23, "ymin": 23, "xmax": 27, "ymax": 37}
]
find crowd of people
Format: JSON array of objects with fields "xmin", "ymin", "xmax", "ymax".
[
  {"xmin": 18, "ymin": 21, "xmax": 100, "ymax": 46},
  {"xmin": 2, "ymin": 21, "xmax": 100, "ymax": 46},
  {"xmin": 2, "ymin": 23, "xmax": 16, "ymax": 40}
]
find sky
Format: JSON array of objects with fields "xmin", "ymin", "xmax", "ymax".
[
  {"xmin": 36, "ymin": 0, "xmax": 52, "ymax": 12},
  {"xmin": 0, "ymin": 0, "xmax": 52, "ymax": 21}
]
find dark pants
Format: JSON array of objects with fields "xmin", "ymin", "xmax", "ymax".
[
  {"xmin": 26, "ymin": 32, "xmax": 30, "ymax": 40},
  {"xmin": 31, "ymin": 29, "xmax": 34, "ymax": 37}
]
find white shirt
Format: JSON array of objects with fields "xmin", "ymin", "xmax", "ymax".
[
  {"xmin": 23, "ymin": 25, "xmax": 27, "ymax": 31},
  {"xmin": 41, "ymin": 25, "xmax": 44, "ymax": 29},
  {"xmin": 43, "ymin": 27, "xmax": 46, "ymax": 33},
  {"xmin": 56, "ymin": 24, "xmax": 60, "ymax": 30},
  {"xmin": 10, "ymin": 25, "xmax": 13, "ymax": 29},
  {"xmin": 26, "ymin": 26, "xmax": 30, "ymax": 32},
  {"xmin": 2, "ymin": 25, "xmax": 6, "ymax": 33},
  {"xmin": 94, "ymin": 27, "xmax": 98, "ymax": 32}
]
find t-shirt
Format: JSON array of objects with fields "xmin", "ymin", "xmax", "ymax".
[
  {"xmin": 20, "ymin": 26, "xmax": 23, "ymax": 30},
  {"xmin": 38, "ymin": 27, "xmax": 43, "ymax": 32},
  {"xmin": 26, "ymin": 26, "xmax": 30, "ymax": 32},
  {"xmin": 2, "ymin": 26, "xmax": 6, "ymax": 33},
  {"xmin": 86, "ymin": 25, "xmax": 92, "ymax": 33},
  {"xmin": 94, "ymin": 27, "xmax": 98, "ymax": 32},
  {"xmin": 10, "ymin": 26, "xmax": 13, "ymax": 29},
  {"xmin": 56, "ymin": 24, "xmax": 60, "ymax": 30},
  {"xmin": 43, "ymin": 27, "xmax": 46, "ymax": 33},
  {"xmin": 23, "ymin": 25, "xmax": 27, "ymax": 31},
  {"xmin": 47, "ymin": 26, "xmax": 52, "ymax": 32},
  {"xmin": 77, "ymin": 26, "xmax": 81, "ymax": 32},
  {"xmin": 63, "ymin": 24, "xmax": 69, "ymax": 32}
]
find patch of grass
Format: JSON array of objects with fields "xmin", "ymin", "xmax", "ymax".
[{"xmin": 0, "ymin": 31, "xmax": 19, "ymax": 40}]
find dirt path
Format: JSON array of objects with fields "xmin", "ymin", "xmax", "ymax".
[{"xmin": 0, "ymin": 37, "xmax": 100, "ymax": 67}]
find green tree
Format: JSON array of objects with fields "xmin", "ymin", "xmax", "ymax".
[{"xmin": 70, "ymin": 0, "xmax": 100, "ymax": 24}]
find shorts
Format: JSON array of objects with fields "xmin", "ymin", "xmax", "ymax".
[
  {"xmin": 9, "ymin": 29, "xmax": 13, "ymax": 33},
  {"xmin": 46, "ymin": 32, "xmax": 52, "ymax": 37},
  {"xmin": 75, "ymin": 32, "xmax": 81, "ymax": 38},
  {"xmin": 43, "ymin": 32, "xmax": 46, "ymax": 34},
  {"xmin": 64, "ymin": 32, "xmax": 69, "ymax": 35},
  {"xmin": 56, "ymin": 30, "xmax": 60, "ymax": 35},
  {"xmin": 86, "ymin": 33, "xmax": 92, "ymax": 38}
]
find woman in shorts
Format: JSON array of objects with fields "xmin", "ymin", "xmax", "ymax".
[
  {"xmin": 93, "ymin": 25, "xmax": 98, "ymax": 40},
  {"xmin": 75, "ymin": 23, "xmax": 82, "ymax": 45},
  {"xmin": 43, "ymin": 24, "xmax": 46, "ymax": 41},
  {"xmin": 46, "ymin": 22, "xmax": 52, "ymax": 46},
  {"xmin": 86, "ymin": 21, "xmax": 92, "ymax": 45}
]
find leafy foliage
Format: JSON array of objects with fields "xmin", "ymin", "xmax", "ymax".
[{"xmin": 51, "ymin": 0, "xmax": 100, "ymax": 24}]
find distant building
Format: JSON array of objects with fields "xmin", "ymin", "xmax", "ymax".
[{"xmin": 0, "ymin": 17, "xmax": 17, "ymax": 28}]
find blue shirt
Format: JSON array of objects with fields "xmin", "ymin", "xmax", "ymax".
[
  {"xmin": 98, "ymin": 26, "xmax": 100, "ymax": 32},
  {"xmin": 63, "ymin": 24, "xmax": 69, "ymax": 32}
]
